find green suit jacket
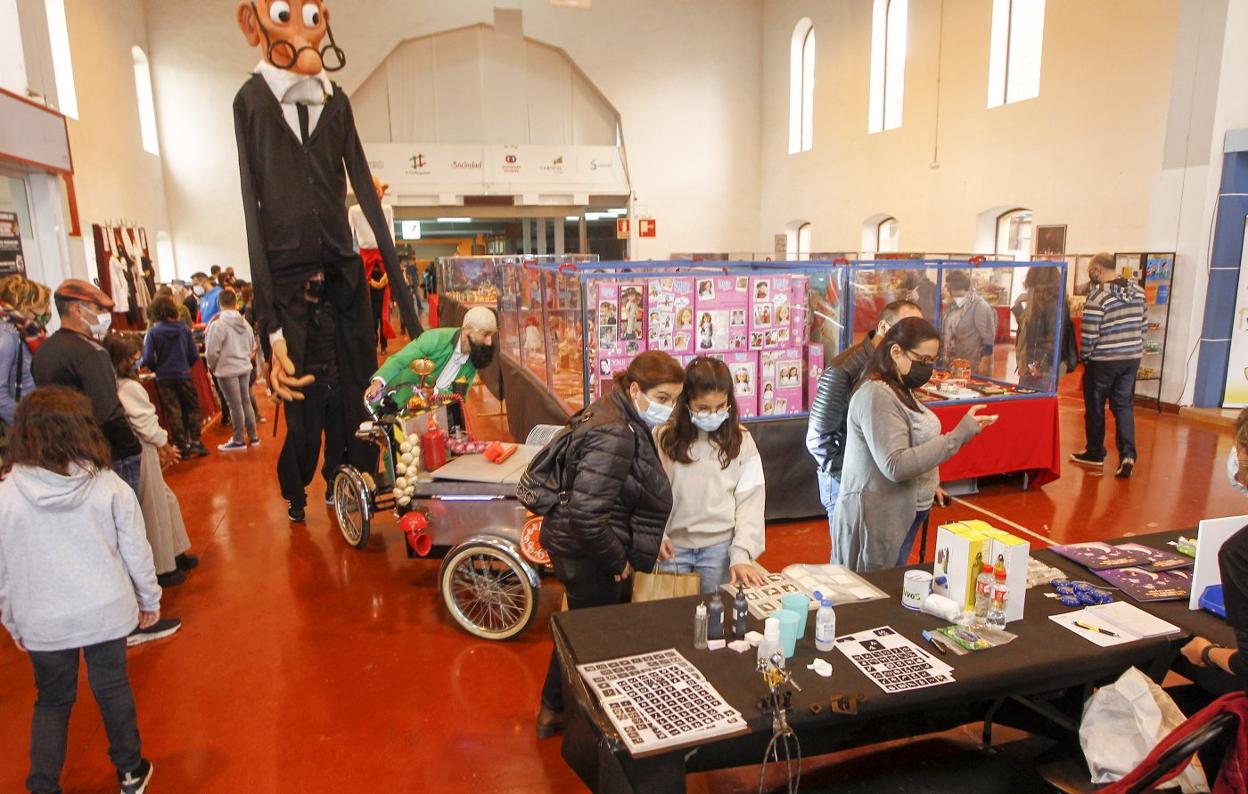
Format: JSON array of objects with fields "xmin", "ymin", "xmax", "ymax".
[{"xmin": 373, "ymin": 327, "xmax": 478, "ymax": 406}]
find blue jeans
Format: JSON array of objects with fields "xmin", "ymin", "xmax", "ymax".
[
  {"xmin": 659, "ymin": 540, "xmax": 732, "ymax": 595},
  {"xmin": 897, "ymin": 509, "xmax": 930, "ymax": 567},
  {"xmin": 817, "ymin": 470, "xmax": 840, "ymax": 563},
  {"xmin": 111, "ymin": 454, "xmax": 141, "ymax": 499}
]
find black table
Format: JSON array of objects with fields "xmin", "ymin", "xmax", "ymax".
[
  {"xmin": 552, "ymin": 560, "xmax": 1179, "ymax": 792},
  {"xmin": 1035, "ymin": 529, "xmax": 1242, "ymax": 695}
]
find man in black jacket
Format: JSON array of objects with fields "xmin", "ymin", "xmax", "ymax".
[
  {"xmin": 806, "ymin": 300, "xmax": 921, "ymax": 552},
  {"xmin": 31, "ymin": 280, "xmax": 144, "ymax": 495}
]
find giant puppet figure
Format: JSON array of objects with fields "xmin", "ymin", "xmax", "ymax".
[{"xmin": 234, "ymin": 1, "xmax": 422, "ymax": 503}]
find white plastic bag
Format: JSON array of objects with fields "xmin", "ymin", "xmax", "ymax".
[{"xmin": 1079, "ymin": 667, "xmax": 1209, "ymax": 792}]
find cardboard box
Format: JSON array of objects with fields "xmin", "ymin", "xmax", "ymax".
[
  {"xmin": 646, "ymin": 277, "xmax": 695, "ymax": 354},
  {"xmin": 931, "ymin": 522, "xmax": 990, "ymax": 610},
  {"xmin": 986, "ymin": 531, "xmax": 1029, "ymax": 623},
  {"xmin": 595, "ymin": 354, "xmax": 633, "ymax": 398},
  {"xmin": 748, "ymin": 275, "xmax": 793, "ymax": 351},
  {"xmin": 694, "ymin": 275, "xmax": 748, "ymax": 352},
  {"xmin": 718, "ymin": 351, "xmax": 759, "ymax": 418},
  {"xmin": 759, "ymin": 348, "xmax": 804, "ymax": 416},
  {"xmin": 616, "ymin": 282, "xmax": 647, "ymax": 355}
]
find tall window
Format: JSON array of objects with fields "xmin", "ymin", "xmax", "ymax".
[
  {"xmin": 987, "ymin": 0, "xmax": 1045, "ymax": 107},
  {"xmin": 787, "ymin": 221, "xmax": 812, "ymax": 261},
  {"xmin": 156, "ymin": 231, "xmax": 176, "ymax": 281},
  {"xmin": 877, "ymin": 217, "xmax": 899, "ymax": 253},
  {"xmin": 132, "ymin": 47, "xmax": 159, "ymax": 156},
  {"xmin": 788, "ymin": 19, "xmax": 815, "ymax": 153},
  {"xmin": 868, "ymin": 0, "xmax": 907, "ymax": 133},
  {"xmin": 45, "ymin": 0, "xmax": 77, "ymax": 118},
  {"xmin": 995, "ymin": 209, "xmax": 1033, "ymax": 259}
]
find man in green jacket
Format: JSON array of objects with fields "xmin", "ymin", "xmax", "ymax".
[{"xmin": 365, "ymin": 305, "xmax": 497, "ymax": 406}]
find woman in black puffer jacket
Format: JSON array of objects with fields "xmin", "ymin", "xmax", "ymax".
[{"xmin": 536, "ymin": 351, "xmax": 686, "ymax": 738}]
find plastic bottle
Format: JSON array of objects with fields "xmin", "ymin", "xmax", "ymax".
[
  {"xmin": 986, "ymin": 568, "xmax": 1008, "ymax": 630},
  {"xmin": 814, "ymin": 597, "xmax": 837, "ymax": 652},
  {"xmin": 707, "ymin": 595, "xmax": 724, "ymax": 641},
  {"xmin": 693, "ymin": 603, "xmax": 708, "ymax": 650},
  {"xmin": 974, "ymin": 563, "xmax": 994, "ymax": 621},
  {"xmin": 421, "ymin": 416, "xmax": 448, "ymax": 471},
  {"xmin": 757, "ymin": 617, "xmax": 783, "ymax": 665},
  {"xmin": 733, "ymin": 584, "xmax": 749, "ymax": 639}
]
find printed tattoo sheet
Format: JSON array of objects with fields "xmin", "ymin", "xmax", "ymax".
[{"xmin": 834, "ymin": 626, "xmax": 955, "ymax": 693}]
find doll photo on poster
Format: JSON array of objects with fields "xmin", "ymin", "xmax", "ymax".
[
  {"xmin": 697, "ymin": 279, "xmax": 715, "ymax": 300},
  {"xmin": 734, "ymin": 367, "xmax": 754, "ymax": 396}
]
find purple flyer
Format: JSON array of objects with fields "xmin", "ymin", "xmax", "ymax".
[{"xmin": 1095, "ymin": 567, "xmax": 1192, "ymax": 602}]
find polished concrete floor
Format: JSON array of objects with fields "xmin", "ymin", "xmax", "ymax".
[{"xmin": 0, "ymin": 372, "xmax": 1241, "ymax": 792}]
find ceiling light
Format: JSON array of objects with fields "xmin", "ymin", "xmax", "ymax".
[
  {"xmin": 551, "ymin": 0, "xmax": 591, "ymax": 7},
  {"xmin": 436, "ymin": 217, "xmax": 471, "ymax": 223},
  {"xmin": 607, "ymin": 208, "xmax": 627, "ymax": 215},
  {"xmin": 565, "ymin": 216, "xmax": 580, "ymax": 221}
]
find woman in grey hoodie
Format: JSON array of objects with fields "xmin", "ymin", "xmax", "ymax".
[
  {"xmin": 0, "ymin": 386, "xmax": 160, "ymax": 792},
  {"xmin": 831, "ymin": 318, "xmax": 998, "ymax": 571}
]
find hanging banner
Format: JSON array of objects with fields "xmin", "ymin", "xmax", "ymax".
[
  {"xmin": 0, "ymin": 211, "xmax": 24, "ymax": 276},
  {"xmin": 1223, "ymin": 223, "xmax": 1248, "ymax": 407}
]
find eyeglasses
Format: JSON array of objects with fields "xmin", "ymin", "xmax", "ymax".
[
  {"xmin": 250, "ymin": 2, "xmax": 346, "ymax": 72},
  {"xmin": 906, "ymin": 351, "xmax": 937, "ymax": 365}
]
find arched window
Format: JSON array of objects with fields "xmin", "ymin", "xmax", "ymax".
[
  {"xmin": 132, "ymin": 46, "xmax": 159, "ymax": 155},
  {"xmin": 788, "ymin": 19, "xmax": 815, "ymax": 154},
  {"xmin": 877, "ymin": 217, "xmax": 900, "ymax": 253},
  {"xmin": 45, "ymin": 0, "xmax": 78, "ymax": 118},
  {"xmin": 868, "ymin": 0, "xmax": 907, "ymax": 133},
  {"xmin": 988, "ymin": 0, "xmax": 1045, "ymax": 107},
  {"xmin": 786, "ymin": 221, "xmax": 812, "ymax": 261},
  {"xmin": 995, "ymin": 208, "xmax": 1033, "ymax": 260}
]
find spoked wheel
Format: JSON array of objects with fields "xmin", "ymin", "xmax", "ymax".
[
  {"xmin": 332, "ymin": 466, "xmax": 371, "ymax": 548},
  {"xmin": 439, "ymin": 543, "xmax": 538, "ymax": 640}
]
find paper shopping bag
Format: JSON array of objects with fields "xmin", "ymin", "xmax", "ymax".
[{"xmin": 631, "ymin": 570, "xmax": 701, "ymax": 603}]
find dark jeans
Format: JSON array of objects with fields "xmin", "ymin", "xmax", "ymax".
[
  {"xmin": 1082, "ymin": 359, "xmax": 1139, "ymax": 462},
  {"xmin": 110, "ymin": 454, "xmax": 142, "ymax": 499},
  {"xmin": 897, "ymin": 509, "xmax": 930, "ymax": 567},
  {"xmin": 27, "ymin": 638, "xmax": 141, "ymax": 793},
  {"xmin": 370, "ymin": 287, "xmax": 387, "ymax": 350},
  {"xmin": 277, "ymin": 379, "xmax": 347, "ymax": 508},
  {"xmin": 541, "ymin": 556, "xmax": 628, "ymax": 712},
  {"xmin": 156, "ymin": 378, "xmax": 202, "ymax": 449}
]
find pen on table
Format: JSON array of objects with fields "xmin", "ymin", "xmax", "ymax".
[
  {"xmin": 921, "ymin": 630, "xmax": 947, "ymax": 655},
  {"xmin": 1074, "ymin": 620, "xmax": 1119, "ymax": 638}
]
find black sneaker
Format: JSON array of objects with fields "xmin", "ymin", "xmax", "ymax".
[
  {"xmin": 175, "ymin": 552, "xmax": 199, "ymax": 571},
  {"xmin": 1069, "ymin": 452, "xmax": 1104, "ymax": 470},
  {"xmin": 189, "ymin": 443, "xmax": 210, "ymax": 458},
  {"xmin": 127, "ymin": 618, "xmax": 182, "ymax": 647},
  {"xmin": 1116, "ymin": 458, "xmax": 1136, "ymax": 478},
  {"xmin": 156, "ymin": 569, "xmax": 186, "ymax": 588},
  {"xmin": 119, "ymin": 758, "xmax": 153, "ymax": 793},
  {"xmin": 288, "ymin": 502, "xmax": 306, "ymax": 523}
]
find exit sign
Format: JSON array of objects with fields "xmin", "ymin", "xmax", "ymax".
[{"xmin": 638, "ymin": 218, "xmax": 656, "ymax": 238}]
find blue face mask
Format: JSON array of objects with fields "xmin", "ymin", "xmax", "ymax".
[
  {"xmin": 691, "ymin": 409, "xmax": 729, "ymax": 433},
  {"xmin": 635, "ymin": 393, "xmax": 674, "ymax": 427}
]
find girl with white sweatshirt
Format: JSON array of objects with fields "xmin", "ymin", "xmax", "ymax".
[
  {"xmin": 655, "ymin": 357, "xmax": 768, "ymax": 594},
  {"xmin": 0, "ymin": 386, "xmax": 159, "ymax": 793}
]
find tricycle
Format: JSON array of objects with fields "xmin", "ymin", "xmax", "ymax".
[{"xmin": 330, "ymin": 362, "xmax": 550, "ymax": 641}]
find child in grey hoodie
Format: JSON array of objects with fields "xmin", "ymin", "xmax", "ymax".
[
  {"xmin": 0, "ymin": 386, "xmax": 160, "ymax": 793},
  {"xmin": 204, "ymin": 289, "xmax": 258, "ymax": 452}
]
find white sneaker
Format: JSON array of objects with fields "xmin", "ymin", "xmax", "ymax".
[{"xmin": 217, "ymin": 440, "xmax": 247, "ymax": 452}]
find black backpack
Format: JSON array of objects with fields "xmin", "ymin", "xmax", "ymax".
[{"xmin": 517, "ymin": 412, "xmax": 593, "ymax": 515}]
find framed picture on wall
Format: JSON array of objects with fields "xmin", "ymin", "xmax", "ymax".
[{"xmin": 1035, "ymin": 225, "xmax": 1067, "ymax": 256}]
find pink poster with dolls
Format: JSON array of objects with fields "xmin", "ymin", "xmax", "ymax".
[
  {"xmin": 718, "ymin": 351, "xmax": 759, "ymax": 418},
  {"xmin": 760, "ymin": 348, "xmax": 804, "ymax": 416},
  {"xmin": 595, "ymin": 354, "xmax": 634, "ymax": 398},
  {"xmin": 806, "ymin": 343, "xmax": 825, "ymax": 411},
  {"xmin": 694, "ymin": 276, "xmax": 748, "ymax": 352},
  {"xmin": 748, "ymin": 275, "xmax": 794, "ymax": 351},
  {"xmin": 647, "ymin": 277, "xmax": 695, "ymax": 354},
  {"xmin": 616, "ymin": 282, "xmax": 647, "ymax": 356}
]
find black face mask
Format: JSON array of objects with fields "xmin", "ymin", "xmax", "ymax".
[
  {"xmin": 901, "ymin": 360, "xmax": 934, "ymax": 390},
  {"xmin": 468, "ymin": 339, "xmax": 495, "ymax": 369}
]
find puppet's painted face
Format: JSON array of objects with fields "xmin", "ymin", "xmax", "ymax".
[{"xmin": 237, "ymin": 0, "xmax": 344, "ymax": 75}]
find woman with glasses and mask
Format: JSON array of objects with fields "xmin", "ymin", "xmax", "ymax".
[
  {"xmin": 831, "ymin": 317, "xmax": 999, "ymax": 571},
  {"xmin": 654, "ymin": 357, "xmax": 768, "ymax": 594},
  {"xmin": 0, "ymin": 275, "xmax": 51, "ymax": 456}
]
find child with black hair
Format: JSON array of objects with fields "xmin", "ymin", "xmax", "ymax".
[{"xmin": 655, "ymin": 356, "xmax": 768, "ymax": 594}]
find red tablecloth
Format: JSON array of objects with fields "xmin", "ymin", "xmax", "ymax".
[
  {"xmin": 141, "ymin": 360, "xmax": 220, "ymax": 436},
  {"xmin": 931, "ymin": 395, "xmax": 1061, "ymax": 486}
]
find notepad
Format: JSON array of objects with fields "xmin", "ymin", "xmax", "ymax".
[{"xmin": 1050, "ymin": 602, "xmax": 1180, "ymax": 647}]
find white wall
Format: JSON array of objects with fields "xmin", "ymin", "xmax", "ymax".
[
  {"xmin": 144, "ymin": 0, "xmax": 764, "ymax": 272},
  {"xmin": 63, "ymin": 0, "xmax": 174, "ymax": 279}
]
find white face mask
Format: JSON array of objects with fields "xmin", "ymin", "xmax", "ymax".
[
  {"xmin": 691, "ymin": 409, "xmax": 729, "ymax": 433},
  {"xmin": 953, "ymin": 295, "xmax": 967, "ymax": 308},
  {"xmin": 634, "ymin": 391, "xmax": 674, "ymax": 428},
  {"xmin": 193, "ymin": 285, "xmax": 205, "ymax": 297},
  {"xmin": 1227, "ymin": 447, "xmax": 1248, "ymax": 496},
  {"xmin": 81, "ymin": 305, "xmax": 111, "ymax": 340}
]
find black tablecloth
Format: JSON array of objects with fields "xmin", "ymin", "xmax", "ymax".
[{"xmin": 553, "ymin": 559, "xmax": 1177, "ymax": 790}]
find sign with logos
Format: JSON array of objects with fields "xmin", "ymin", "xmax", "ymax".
[
  {"xmin": 616, "ymin": 218, "xmax": 631, "ymax": 240},
  {"xmin": 0, "ymin": 211, "xmax": 24, "ymax": 276},
  {"xmin": 365, "ymin": 143, "xmax": 629, "ymax": 201},
  {"xmin": 638, "ymin": 218, "xmax": 656, "ymax": 238}
]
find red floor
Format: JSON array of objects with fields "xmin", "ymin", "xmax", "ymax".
[{"xmin": 0, "ymin": 372, "xmax": 1240, "ymax": 792}]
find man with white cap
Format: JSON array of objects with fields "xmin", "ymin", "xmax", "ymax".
[{"xmin": 366, "ymin": 306, "xmax": 497, "ymax": 408}]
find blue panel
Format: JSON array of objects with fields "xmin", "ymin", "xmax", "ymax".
[{"xmin": 1195, "ymin": 149, "xmax": 1248, "ymax": 406}]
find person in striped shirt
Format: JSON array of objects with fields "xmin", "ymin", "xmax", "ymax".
[{"xmin": 1071, "ymin": 253, "xmax": 1148, "ymax": 477}]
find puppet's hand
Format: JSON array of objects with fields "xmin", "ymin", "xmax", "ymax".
[{"xmin": 269, "ymin": 338, "xmax": 315, "ymax": 402}]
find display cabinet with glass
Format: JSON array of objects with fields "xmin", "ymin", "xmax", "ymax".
[{"xmin": 1115, "ymin": 252, "xmax": 1175, "ymax": 400}]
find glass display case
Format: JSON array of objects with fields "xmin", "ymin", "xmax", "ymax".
[{"xmin": 495, "ymin": 259, "xmax": 1067, "ymax": 419}]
